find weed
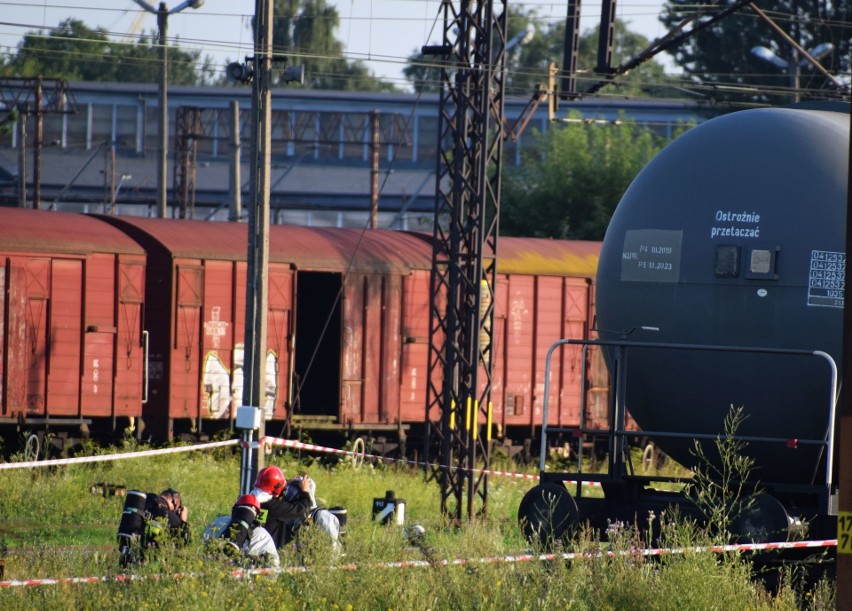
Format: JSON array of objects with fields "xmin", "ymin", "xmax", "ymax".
[
  {"xmin": 0, "ymin": 444, "xmax": 835, "ymax": 610},
  {"xmin": 683, "ymin": 405, "xmax": 758, "ymax": 542}
]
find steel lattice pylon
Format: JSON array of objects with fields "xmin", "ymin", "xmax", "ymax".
[
  {"xmin": 173, "ymin": 106, "xmax": 203, "ymax": 219},
  {"xmin": 425, "ymin": 0, "xmax": 507, "ymax": 521}
]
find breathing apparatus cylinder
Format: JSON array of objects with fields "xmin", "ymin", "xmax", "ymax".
[
  {"xmin": 117, "ymin": 489, "xmax": 147, "ymax": 547},
  {"xmin": 223, "ymin": 504, "xmax": 257, "ymax": 552}
]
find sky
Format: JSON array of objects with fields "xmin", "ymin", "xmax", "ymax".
[{"xmin": 0, "ymin": 0, "xmax": 675, "ymax": 89}]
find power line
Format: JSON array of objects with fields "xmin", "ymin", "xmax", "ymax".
[{"xmin": 1, "ymin": 6, "xmax": 849, "ymax": 102}]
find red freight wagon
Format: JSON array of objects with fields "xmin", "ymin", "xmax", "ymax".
[
  {"xmin": 274, "ymin": 227, "xmax": 433, "ymax": 443},
  {"xmin": 101, "ymin": 216, "xmax": 287, "ymax": 440},
  {"xmin": 0, "ymin": 209, "xmax": 146, "ymax": 458},
  {"xmin": 100, "ymin": 218, "xmax": 434, "ymax": 441},
  {"xmin": 397, "ymin": 235, "xmax": 610, "ymax": 454},
  {"xmin": 490, "ymin": 238, "xmax": 609, "ymax": 448}
]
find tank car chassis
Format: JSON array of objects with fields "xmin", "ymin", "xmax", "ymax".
[{"xmin": 518, "ymin": 338, "xmax": 839, "ymax": 547}]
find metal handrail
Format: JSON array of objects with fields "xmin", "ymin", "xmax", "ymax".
[{"xmin": 538, "ymin": 339, "xmax": 838, "ymax": 500}]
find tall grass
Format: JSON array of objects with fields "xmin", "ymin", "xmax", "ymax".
[{"xmin": 0, "ymin": 444, "xmax": 834, "ymax": 610}]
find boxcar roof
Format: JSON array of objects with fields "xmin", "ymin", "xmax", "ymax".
[
  {"xmin": 405, "ymin": 233, "xmax": 601, "ymax": 277},
  {"xmin": 496, "ymin": 237, "xmax": 601, "ymax": 277},
  {"xmin": 0, "ymin": 209, "xmax": 145, "ymax": 256},
  {"xmin": 102, "ymin": 216, "xmax": 433, "ymax": 273}
]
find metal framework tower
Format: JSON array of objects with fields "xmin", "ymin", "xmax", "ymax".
[
  {"xmin": 424, "ymin": 0, "xmax": 507, "ymax": 520},
  {"xmin": 173, "ymin": 106, "xmax": 203, "ymax": 219},
  {"xmin": 1, "ymin": 78, "xmax": 77, "ymax": 209}
]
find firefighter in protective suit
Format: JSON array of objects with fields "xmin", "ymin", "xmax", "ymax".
[
  {"xmin": 117, "ymin": 488, "xmax": 190, "ymax": 568},
  {"xmin": 202, "ymin": 493, "xmax": 279, "ymax": 568},
  {"xmin": 251, "ymin": 465, "xmax": 313, "ymax": 548},
  {"xmin": 282, "ymin": 476, "xmax": 344, "ymax": 558}
]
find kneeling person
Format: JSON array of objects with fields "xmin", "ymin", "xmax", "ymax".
[{"xmin": 203, "ymin": 494, "xmax": 279, "ymax": 568}]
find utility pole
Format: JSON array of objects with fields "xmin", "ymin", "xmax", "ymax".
[
  {"xmin": 157, "ymin": 2, "xmax": 169, "ymax": 218},
  {"xmin": 370, "ymin": 109, "xmax": 379, "ymax": 229},
  {"xmin": 837, "ymin": 88, "xmax": 852, "ymax": 611},
  {"xmin": 241, "ymin": 0, "xmax": 273, "ymax": 491},
  {"xmin": 131, "ymin": 0, "xmax": 206, "ymax": 218},
  {"xmin": 1, "ymin": 78, "xmax": 76, "ymax": 209},
  {"xmin": 174, "ymin": 106, "xmax": 201, "ymax": 219},
  {"xmin": 33, "ymin": 77, "xmax": 42, "ymax": 209},
  {"xmin": 17, "ymin": 116, "xmax": 26, "ymax": 207},
  {"xmin": 229, "ymin": 100, "xmax": 242, "ymax": 221}
]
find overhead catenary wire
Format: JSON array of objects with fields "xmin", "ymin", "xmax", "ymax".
[
  {"xmin": 0, "ymin": 2, "xmax": 849, "ymax": 91},
  {"xmin": 1, "ymin": 2, "xmax": 850, "ymax": 98},
  {"xmin": 2, "ymin": 29, "xmax": 844, "ymax": 104}
]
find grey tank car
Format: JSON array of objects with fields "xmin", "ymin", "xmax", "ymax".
[{"xmin": 596, "ymin": 105, "xmax": 848, "ymax": 489}]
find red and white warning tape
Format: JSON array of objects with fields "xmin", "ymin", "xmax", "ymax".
[
  {"xmin": 0, "ymin": 433, "xmax": 685, "ymax": 497},
  {"xmin": 0, "ymin": 539, "xmax": 836, "ymax": 588},
  {"xmin": 261, "ymin": 435, "xmax": 555, "ymax": 484},
  {"xmin": 0, "ymin": 439, "xmax": 238, "ymax": 470}
]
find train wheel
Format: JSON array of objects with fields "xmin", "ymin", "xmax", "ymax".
[
  {"xmin": 730, "ymin": 493, "xmax": 790, "ymax": 543},
  {"xmin": 641, "ymin": 442, "xmax": 657, "ymax": 473},
  {"xmin": 518, "ymin": 483, "xmax": 578, "ymax": 546},
  {"xmin": 350, "ymin": 437, "xmax": 367, "ymax": 470},
  {"xmin": 24, "ymin": 434, "xmax": 41, "ymax": 462}
]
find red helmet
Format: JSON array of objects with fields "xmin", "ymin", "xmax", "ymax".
[
  {"xmin": 234, "ymin": 494, "xmax": 261, "ymax": 513},
  {"xmin": 254, "ymin": 465, "xmax": 286, "ymax": 497}
]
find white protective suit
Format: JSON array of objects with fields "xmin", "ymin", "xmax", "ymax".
[{"xmin": 202, "ymin": 516, "xmax": 281, "ymax": 568}]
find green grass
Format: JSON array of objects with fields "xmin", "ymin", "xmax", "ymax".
[{"xmin": 0, "ymin": 445, "xmax": 834, "ymax": 610}]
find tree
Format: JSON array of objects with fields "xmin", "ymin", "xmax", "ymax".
[
  {"xmin": 267, "ymin": 0, "xmax": 395, "ymax": 91},
  {"xmin": 1, "ymin": 18, "xmax": 214, "ymax": 85},
  {"xmin": 660, "ymin": 0, "xmax": 850, "ymax": 103},
  {"xmin": 2, "ymin": 19, "xmax": 114, "ymax": 81},
  {"xmin": 514, "ymin": 16, "xmax": 673, "ymax": 98},
  {"xmin": 500, "ymin": 116, "xmax": 682, "ymax": 240},
  {"xmin": 112, "ymin": 32, "xmax": 217, "ymax": 86},
  {"xmin": 403, "ymin": 7, "xmax": 674, "ymax": 98}
]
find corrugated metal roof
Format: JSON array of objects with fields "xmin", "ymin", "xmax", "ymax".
[
  {"xmin": 0, "ymin": 208, "xmax": 144, "ymax": 255},
  {"xmin": 100, "ymin": 216, "xmax": 248, "ymax": 261},
  {"xmin": 6, "ymin": 211, "xmax": 599, "ymax": 277},
  {"xmin": 275, "ymin": 226, "xmax": 433, "ymax": 273},
  {"xmin": 103, "ymin": 217, "xmax": 433, "ymax": 273},
  {"xmin": 496, "ymin": 237, "xmax": 601, "ymax": 277},
  {"xmin": 402, "ymin": 232, "xmax": 601, "ymax": 277}
]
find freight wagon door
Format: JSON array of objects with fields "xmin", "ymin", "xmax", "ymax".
[
  {"xmin": 399, "ymin": 270, "xmax": 430, "ymax": 422},
  {"xmin": 114, "ymin": 261, "xmax": 145, "ymax": 416},
  {"xmin": 47, "ymin": 259, "xmax": 83, "ymax": 416},
  {"xmin": 267, "ymin": 266, "xmax": 294, "ymax": 422},
  {"xmin": 294, "ymin": 272, "xmax": 341, "ymax": 419},
  {"xmin": 4, "ymin": 264, "xmax": 27, "ymax": 417},
  {"xmin": 25, "ymin": 259, "xmax": 49, "ymax": 416},
  {"xmin": 560, "ymin": 279, "xmax": 591, "ymax": 428},
  {"xmin": 173, "ymin": 265, "xmax": 202, "ymax": 420},
  {"xmin": 0, "ymin": 265, "xmax": 4, "ymax": 415}
]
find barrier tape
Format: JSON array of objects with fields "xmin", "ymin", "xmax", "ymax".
[
  {"xmin": 0, "ymin": 433, "xmax": 611, "ymax": 493},
  {"xmin": 1, "ymin": 432, "xmax": 674, "ymax": 493},
  {"xmin": 259, "ymin": 436, "xmax": 693, "ymax": 492},
  {"xmin": 0, "ymin": 539, "xmax": 836, "ymax": 588},
  {"xmin": 261, "ymin": 435, "xmax": 552, "ymax": 484},
  {"xmin": 0, "ymin": 439, "xmax": 239, "ymax": 470}
]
